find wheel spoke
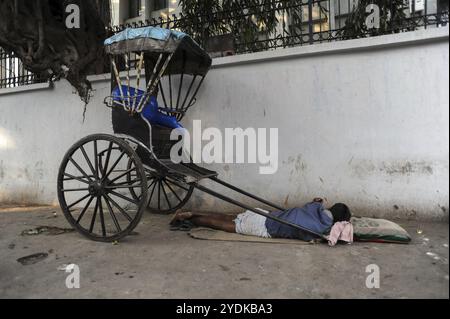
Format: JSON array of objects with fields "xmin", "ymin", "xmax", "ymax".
[
  {"xmin": 165, "ymin": 176, "xmax": 189, "ymax": 191},
  {"xmin": 63, "ymin": 173, "xmax": 90, "ymax": 184},
  {"xmin": 103, "ymin": 150, "xmax": 126, "ymax": 180},
  {"xmin": 98, "ymin": 198, "xmax": 106, "ymax": 237},
  {"xmin": 104, "ymin": 194, "xmax": 133, "ymax": 222},
  {"xmin": 61, "ymin": 188, "xmax": 90, "ymax": 192},
  {"xmin": 157, "ymin": 181, "xmax": 161, "ymax": 210},
  {"xmin": 163, "ymin": 179, "xmax": 182, "ymax": 203},
  {"xmin": 69, "ymin": 157, "xmax": 93, "ymax": 182},
  {"xmin": 109, "ymin": 190, "xmax": 140, "ymax": 205},
  {"xmin": 80, "ymin": 145, "xmax": 96, "ymax": 179},
  {"xmin": 67, "ymin": 193, "xmax": 91, "ymax": 209},
  {"xmin": 94, "ymin": 140, "xmax": 99, "ymax": 178},
  {"xmin": 110, "ymin": 167, "xmax": 136, "ymax": 184},
  {"xmin": 76, "ymin": 196, "xmax": 94, "ymax": 224},
  {"xmin": 144, "ymin": 179, "xmax": 156, "ymax": 196},
  {"xmin": 147, "ymin": 178, "xmax": 157, "ymax": 188},
  {"xmin": 104, "ymin": 184, "xmax": 144, "ymax": 189},
  {"xmin": 102, "ymin": 142, "xmax": 113, "ymax": 177},
  {"xmin": 161, "ymin": 181, "xmax": 172, "ymax": 209},
  {"xmin": 147, "ymin": 178, "xmax": 157, "ymax": 189},
  {"xmin": 148, "ymin": 180, "xmax": 157, "ymax": 203},
  {"xmin": 89, "ymin": 197, "xmax": 99, "ymax": 233},
  {"xmin": 103, "ymin": 195, "xmax": 122, "ymax": 233}
]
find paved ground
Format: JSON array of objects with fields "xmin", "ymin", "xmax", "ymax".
[{"xmin": 0, "ymin": 206, "xmax": 448, "ymax": 299}]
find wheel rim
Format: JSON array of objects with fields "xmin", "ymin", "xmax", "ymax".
[{"xmin": 57, "ymin": 134, "xmax": 148, "ymax": 242}]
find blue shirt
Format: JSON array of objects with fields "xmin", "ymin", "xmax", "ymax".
[{"xmin": 265, "ymin": 202, "xmax": 333, "ymax": 241}]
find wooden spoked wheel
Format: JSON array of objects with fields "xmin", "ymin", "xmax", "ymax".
[
  {"xmin": 127, "ymin": 162, "xmax": 194, "ymax": 215},
  {"xmin": 57, "ymin": 134, "xmax": 148, "ymax": 242}
]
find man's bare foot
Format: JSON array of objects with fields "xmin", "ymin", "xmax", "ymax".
[{"xmin": 170, "ymin": 211, "xmax": 193, "ymax": 225}]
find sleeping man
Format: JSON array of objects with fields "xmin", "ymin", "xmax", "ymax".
[{"xmin": 170, "ymin": 198, "xmax": 353, "ymax": 243}]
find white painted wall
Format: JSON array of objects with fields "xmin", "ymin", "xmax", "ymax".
[
  {"xmin": 0, "ymin": 77, "xmax": 114, "ymax": 205},
  {"xmin": 0, "ymin": 28, "xmax": 448, "ymax": 220}
]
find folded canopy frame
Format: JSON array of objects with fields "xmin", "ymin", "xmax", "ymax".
[{"xmin": 104, "ymin": 26, "xmax": 212, "ymax": 119}]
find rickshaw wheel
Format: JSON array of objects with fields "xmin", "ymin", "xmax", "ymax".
[
  {"xmin": 57, "ymin": 134, "xmax": 148, "ymax": 242},
  {"xmin": 127, "ymin": 162, "xmax": 194, "ymax": 215}
]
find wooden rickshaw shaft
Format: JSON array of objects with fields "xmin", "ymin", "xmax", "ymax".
[{"xmin": 192, "ymin": 182, "xmax": 327, "ymax": 240}]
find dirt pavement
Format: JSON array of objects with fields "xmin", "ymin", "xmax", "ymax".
[{"xmin": 0, "ymin": 206, "xmax": 448, "ymax": 298}]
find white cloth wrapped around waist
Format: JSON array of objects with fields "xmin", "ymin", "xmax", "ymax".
[{"xmin": 234, "ymin": 210, "xmax": 271, "ymax": 238}]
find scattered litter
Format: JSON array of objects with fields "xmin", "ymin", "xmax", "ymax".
[
  {"xmin": 112, "ymin": 241, "xmax": 119, "ymax": 245},
  {"xmin": 47, "ymin": 212, "xmax": 58, "ymax": 219},
  {"xmin": 416, "ymin": 228, "xmax": 423, "ymax": 234},
  {"xmin": 23, "ymin": 229, "xmax": 40, "ymax": 235},
  {"xmin": 423, "ymin": 238, "xmax": 430, "ymax": 242},
  {"xmin": 443, "ymin": 244, "xmax": 449, "ymax": 248},
  {"xmin": 21, "ymin": 226, "xmax": 74, "ymax": 236},
  {"xmin": 219, "ymin": 265, "xmax": 230, "ymax": 272},
  {"xmin": 17, "ymin": 252, "xmax": 48, "ymax": 265},
  {"xmin": 426, "ymin": 252, "xmax": 441, "ymax": 261},
  {"xmin": 115, "ymin": 272, "xmax": 124, "ymax": 275}
]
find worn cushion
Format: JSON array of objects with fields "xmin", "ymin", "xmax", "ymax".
[{"xmin": 351, "ymin": 217, "xmax": 411, "ymax": 243}]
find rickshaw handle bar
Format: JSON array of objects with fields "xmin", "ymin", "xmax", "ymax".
[
  {"xmin": 210, "ymin": 176, "xmax": 285, "ymax": 211},
  {"xmin": 192, "ymin": 182, "xmax": 327, "ymax": 240}
]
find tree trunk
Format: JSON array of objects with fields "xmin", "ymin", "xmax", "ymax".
[{"xmin": 0, "ymin": 0, "xmax": 111, "ymax": 104}]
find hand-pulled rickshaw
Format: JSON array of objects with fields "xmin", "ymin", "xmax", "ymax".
[{"xmin": 57, "ymin": 27, "xmax": 323, "ymax": 242}]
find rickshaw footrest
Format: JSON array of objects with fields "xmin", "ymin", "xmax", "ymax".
[{"xmin": 159, "ymin": 160, "xmax": 218, "ymax": 181}]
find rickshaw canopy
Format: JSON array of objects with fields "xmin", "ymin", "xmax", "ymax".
[{"xmin": 104, "ymin": 26, "xmax": 211, "ymax": 76}]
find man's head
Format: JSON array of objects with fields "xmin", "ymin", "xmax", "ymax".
[{"xmin": 329, "ymin": 203, "xmax": 351, "ymax": 222}]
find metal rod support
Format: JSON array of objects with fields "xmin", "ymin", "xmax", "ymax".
[
  {"xmin": 210, "ymin": 177, "xmax": 285, "ymax": 211},
  {"xmin": 185, "ymin": 75, "xmax": 206, "ymax": 112}
]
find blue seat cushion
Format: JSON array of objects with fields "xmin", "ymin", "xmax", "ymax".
[{"xmin": 112, "ymin": 85, "xmax": 182, "ymax": 129}]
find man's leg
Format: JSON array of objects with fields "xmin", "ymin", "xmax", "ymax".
[{"xmin": 171, "ymin": 211, "xmax": 238, "ymax": 233}]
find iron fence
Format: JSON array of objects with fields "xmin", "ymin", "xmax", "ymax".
[
  {"xmin": 113, "ymin": 0, "xmax": 448, "ymax": 54},
  {"xmin": 0, "ymin": 48, "xmax": 47, "ymax": 89},
  {"xmin": 1, "ymin": 0, "xmax": 449, "ymax": 88}
]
